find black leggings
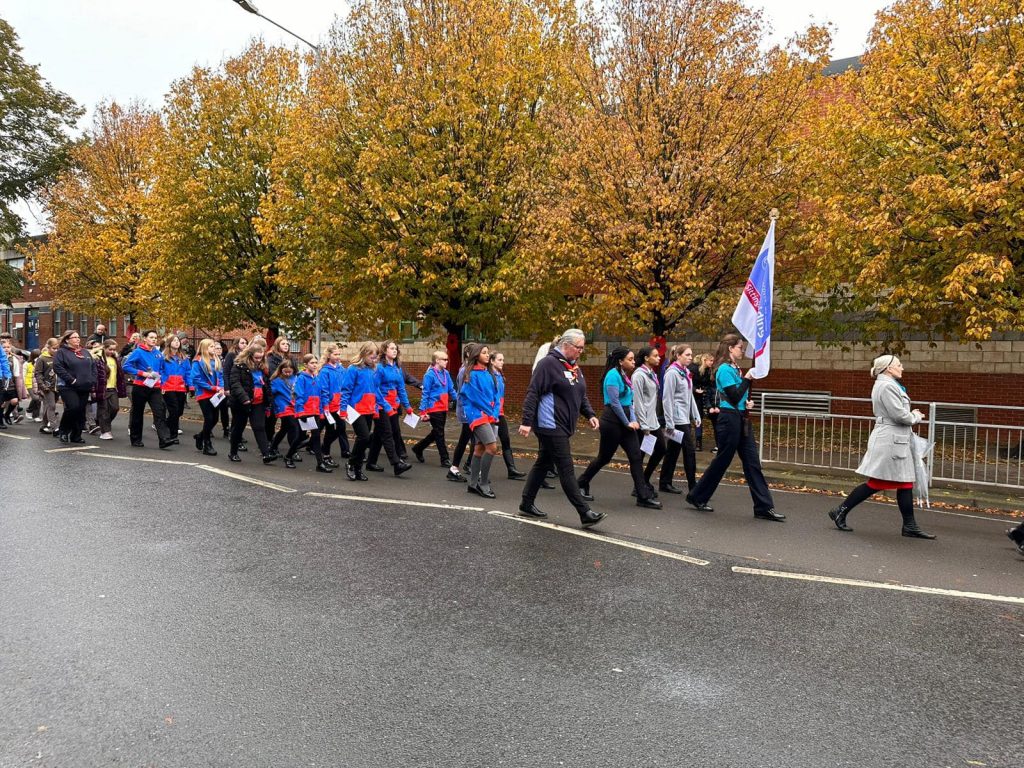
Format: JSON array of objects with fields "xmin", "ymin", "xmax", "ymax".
[
  {"xmin": 578, "ymin": 409, "xmax": 654, "ymax": 500},
  {"xmin": 349, "ymin": 414, "xmax": 373, "ymax": 467},
  {"xmin": 58, "ymin": 387, "xmax": 91, "ymax": 440},
  {"xmin": 219, "ymin": 399, "xmax": 230, "ymax": 433},
  {"xmin": 452, "ymin": 422, "xmax": 473, "ymax": 468},
  {"xmin": 413, "ymin": 412, "xmax": 450, "ymax": 463},
  {"xmin": 198, "ymin": 398, "xmax": 220, "ymax": 442},
  {"xmin": 230, "ymin": 401, "xmax": 270, "ymax": 456},
  {"xmin": 322, "ymin": 413, "xmax": 350, "ymax": 457},
  {"xmin": 661, "ymin": 425, "xmax": 697, "ymax": 490},
  {"xmin": 642, "ymin": 428, "xmax": 667, "ymax": 484},
  {"xmin": 840, "ymin": 483, "xmax": 920, "ymax": 527},
  {"xmin": 163, "ymin": 391, "xmax": 186, "ymax": 437},
  {"xmin": 367, "ymin": 411, "xmax": 402, "ymax": 466},
  {"xmin": 271, "ymin": 414, "xmax": 301, "ymax": 457}
]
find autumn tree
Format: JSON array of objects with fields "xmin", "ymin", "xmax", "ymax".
[
  {"xmin": 31, "ymin": 101, "xmax": 160, "ymax": 325},
  {"xmin": 791, "ymin": 0, "xmax": 1024, "ymax": 346},
  {"xmin": 0, "ymin": 17, "xmax": 81, "ymax": 239},
  {"xmin": 262, "ymin": 0, "xmax": 577, "ymax": 358},
  {"xmin": 145, "ymin": 42, "xmax": 310, "ymax": 337},
  {"xmin": 541, "ymin": 0, "xmax": 829, "ymax": 338}
]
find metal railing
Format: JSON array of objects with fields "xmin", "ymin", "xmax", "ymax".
[{"xmin": 755, "ymin": 393, "xmax": 1024, "ymax": 490}]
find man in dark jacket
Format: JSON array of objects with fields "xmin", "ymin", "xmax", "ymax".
[{"xmin": 517, "ymin": 328, "xmax": 604, "ymax": 528}]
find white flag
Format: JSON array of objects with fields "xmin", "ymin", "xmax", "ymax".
[{"xmin": 731, "ymin": 220, "xmax": 775, "ymax": 379}]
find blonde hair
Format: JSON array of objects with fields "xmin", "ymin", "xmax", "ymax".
[
  {"xmin": 301, "ymin": 353, "xmax": 316, "ymax": 368},
  {"xmin": 197, "ymin": 338, "xmax": 222, "ymax": 374},
  {"xmin": 698, "ymin": 353, "xmax": 714, "ymax": 376},
  {"xmin": 431, "ymin": 349, "xmax": 447, "ymax": 364},
  {"xmin": 350, "ymin": 341, "xmax": 379, "ymax": 366},
  {"xmin": 319, "ymin": 342, "xmax": 341, "ymax": 367},
  {"xmin": 235, "ymin": 344, "xmax": 267, "ymax": 373}
]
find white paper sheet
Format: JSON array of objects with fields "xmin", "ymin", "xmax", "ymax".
[
  {"xmin": 345, "ymin": 406, "xmax": 360, "ymax": 424},
  {"xmin": 298, "ymin": 416, "xmax": 318, "ymax": 431},
  {"xmin": 669, "ymin": 429, "xmax": 685, "ymax": 444},
  {"xmin": 640, "ymin": 433, "xmax": 657, "ymax": 455},
  {"xmin": 403, "ymin": 413, "xmax": 420, "ymax": 429},
  {"xmin": 210, "ymin": 392, "xmax": 225, "ymax": 408},
  {"xmin": 324, "ymin": 410, "xmax": 335, "ymax": 425},
  {"xmin": 142, "ymin": 377, "xmax": 157, "ymax": 389}
]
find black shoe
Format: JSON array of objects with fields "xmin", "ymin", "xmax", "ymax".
[
  {"xmin": 477, "ymin": 485, "xmax": 496, "ymax": 499},
  {"xmin": 130, "ymin": 440, "xmax": 144, "ymax": 448},
  {"xmin": 171, "ymin": 438, "xmax": 180, "ymax": 445},
  {"xmin": 440, "ymin": 459, "xmax": 452, "ymax": 468},
  {"xmin": 194, "ymin": 433, "xmax": 203, "ymax": 451},
  {"xmin": 316, "ymin": 461, "xmax": 333, "ymax": 473},
  {"xmin": 507, "ymin": 469, "xmax": 526, "ymax": 480},
  {"xmin": 1007, "ymin": 527, "xmax": 1024, "ymax": 545},
  {"xmin": 59, "ymin": 434, "xmax": 70, "ymax": 443},
  {"xmin": 263, "ymin": 454, "xmax": 277, "ymax": 464},
  {"xmin": 540, "ymin": 479, "xmax": 555, "ymax": 490},
  {"xmin": 340, "ymin": 450, "xmax": 351, "ymax": 459},
  {"xmin": 394, "ymin": 461, "xmax": 412, "ymax": 476},
  {"xmin": 291, "ymin": 453, "xmax": 303, "ymax": 462},
  {"xmin": 685, "ymin": 494, "xmax": 713, "ymax": 512},
  {"xmin": 202, "ymin": 441, "xmax": 217, "ymax": 456},
  {"xmin": 546, "ymin": 469, "xmax": 557, "ymax": 479},
  {"xmin": 237, "ymin": 443, "xmax": 248, "ymax": 452},
  {"xmin": 467, "ymin": 484, "xmax": 482, "ymax": 496},
  {"xmin": 659, "ymin": 484, "xmax": 683, "ymax": 495},
  {"xmin": 755, "ymin": 508, "xmax": 786, "ymax": 522},
  {"xmin": 580, "ymin": 509, "xmax": 606, "ymax": 529},
  {"xmin": 518, "ymin": 502, "xmax": 547, "ymax": 519},
  {"xmin": 228, "ymin": 453, "xmax": 241, "ymax": 462},
  {"xmin": 829, "ymin": 506, "xmax": 853, "ymax": 531},
  {"xmin": 222, "ymin": 428, "xmax": 230, "ymax": 439},
  {"xmin": 577, "ymin": 479, "xmax": 594, "ymax": 502},
  {"xmin": 447, "ymin": 469, "xmax": 467, "ymax": 483},
  {"xmin": 636, "ymin": 498, "xmax": 662, "ymax": 510},
  {"xmin": 366, "ymin": 463, "xmax": 384, "ymax": 472},
  {"xmin": 902, "ymin": 526, "xmax": 936, "ymax": 539},
  {"xmin": 70, "ymin": 437, "xmax": 86, "ymax": 444},
  {"xmin": 413, "ymin": 447, "xmax": 425, "ymax": 463},
  {"xmin": 346, "ymin": 463, "xmax": 357, "ymax": 480},
  {"xmin": 284, "ymin": 457, "xmax": 296, "ymax": 469},
  {"xmin": 323, "ymin": 456, "xmax": 339, "ymax": 469},
  {"xmin": 159, "ymin": 439, "xmax": 174, "ymax": 450}
]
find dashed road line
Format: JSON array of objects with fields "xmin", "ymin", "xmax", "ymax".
[
  {"xmin": 488, "ymin": 510, "xmax": 710, "ymax": 566},
  {"xmin": 45, "ymin": 445, "xmax": 98, "ymax": 454},
  {"xmin": 78, "ymin": 452, "xmax": 200, "ymax": 466},
  {"xmin": 306, "ymin": 491, "xmax": 484, "ymax": 512},
  {"xmin": 731, "ymin": 566, "xmax": 1024, "ymax": 606},
  {"xmin": 0, "ymin": 431, "xmax": 31, "ymax": 440},
  {"xmin": 197, "ymin": 464, "xmax": 297, "ymax": 493}
]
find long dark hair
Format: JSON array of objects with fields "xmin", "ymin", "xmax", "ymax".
[
  {"xmin": 636, "ymin": 346, "xmax": 657, "ymax": 368},
  {"xmin": 712, "ymin": 333, "xmax": 743, "ymax": 373},
  {"xmin": 462, "ymin": 343, "xmax": 494, "ymax": 384},
  {"xmin": 604, "ymin": 346, "xmax": 631, "ymax": 375},
  {"xmin": 270, "ymin": 356, "xmax": 295, "ymax": 381}
]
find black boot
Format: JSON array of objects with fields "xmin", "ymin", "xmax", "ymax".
[
  {"xmin": 504, "ymin": 453, "xmax": 526, "ymax": 480},
  {"xmin": 577, "ymin": 477, "xmax": 594, "ymax": 502},
  {"xmin": 828, "ymin": 505, "xmax": 853, "ymax": 531},
  {"xmin": 898, "ymin": 491, "xmax": 935, "ymax": 539},
  {"xmin": 316, "ymin": 453, "xmax": 333, "ymax": 473},
  {"xmin": 202, "ymin": 439, "xmax": 217, "ymax": 456}
]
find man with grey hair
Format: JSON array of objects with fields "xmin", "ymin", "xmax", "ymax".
[{"xmin": 518, "ymin": 329, "xmax": 605, "ymax": 528}]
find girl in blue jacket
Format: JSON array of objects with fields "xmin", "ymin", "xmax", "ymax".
[
  {"xmin": 365, "ymin": 340, "xmax": 412, "ymax": 476},
  {"xmin": 317, "ymin": 343, "xmax": 349, "ymax": 468},
  {"xmin": 295, "ymin": 353, "xmax": 331, "ymax": 473},
  {"xmin": 269, "ymin": 356, "xmax": 302, "ymax": 468},
  {"xmin": 190, "ymin": 338, "xmax": 224, "ymax": 456},
  {"xmin": 458, "ymin": 343, "xmax": 500, "ymax": 499},
  {"xmin": 412, "ymin": 349, "xmax": 457, "ymax": 467},
  {"xmin": 339, "ymin": 341, "xmax": 379, "ymax": 481}
]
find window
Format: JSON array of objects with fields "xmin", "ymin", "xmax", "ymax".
[
  {"xmin": 109, "ymin": 317, "xmax": 117, "ymax": 336},
  {"xmin": 398, "ymin": 320, "xmax": 419, "ymax": 342},
  {"xmin": 53, "ymin": 309, "xmax": 62, "ymax": 336},
  {"xmin": 80, "ymin": 314, "xmax": 88, "ymax": 335}
]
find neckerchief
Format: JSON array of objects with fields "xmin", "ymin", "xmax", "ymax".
[
  {"xmin": 668, "ymin": 361, "xmax": 691, "ymax": 384},
  {"xmin": 554, "ymin": 350, "xmax": 580, "ymax": 386},
  {"xmin": 639, "ymin": 364, "xmax": 659, "ymax": 388}
]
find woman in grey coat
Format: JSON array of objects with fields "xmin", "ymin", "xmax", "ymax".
[
  {"xmin": 632, "ymin": 346, "xmax": 664, "ymax": 496},
  {"xmin": 661, "ymin": 344, "xmax": 702, "ymax": 493},
  {"xmin": 828, "ymin": 354, "xmax": 935, "ymax": 539}
]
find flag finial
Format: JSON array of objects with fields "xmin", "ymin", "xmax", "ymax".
[{"xmin": 770, "ymin": 208, "xmax": 779, "ymax": 221}]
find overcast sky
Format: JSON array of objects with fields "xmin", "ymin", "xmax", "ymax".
[{"xmin": 4, "ymin": 0, "xmax": 889, "ymax": 231}]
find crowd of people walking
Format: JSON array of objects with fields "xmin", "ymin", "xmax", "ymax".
[{"xmin": 2, "ymin": 323, "xmax": 1018, "ymax": 552}]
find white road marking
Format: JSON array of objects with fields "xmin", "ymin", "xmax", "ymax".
[
  {"xmin": 197, "ymin": 464, "xmax": 297, "ymax": 493},
  {"xmin": 44, "ymin": 445, "xmax": 98, "ymax": 454},
  {"xmin": 0, "ymin": 431, "xmax": 31, "ymax": 440},
  {"xmin": 732, "ymin": 566, "xmax": 1024, "ymax": 606},
  {"xmin": 306, "ymin": 491, "xmax": 485, "ymax": 512},
  {"xmin": 78, "ymin": 452, "xmax": 199, "ymax": 466},
  {"xmin": 488, "ymin": 511, "xmax": 710, "ymax": 566}
]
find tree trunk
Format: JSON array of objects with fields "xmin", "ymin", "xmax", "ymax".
[{"xmin": 444, "ymin": 323, "xmax": 463, "ymax": 377}]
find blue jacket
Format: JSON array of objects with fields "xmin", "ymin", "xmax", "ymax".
[
  {"xmin": 0, "ymin": 345, "xmax": 10, "ymax": 379},
  {"xmin": 419, "ymin": 366, "xmax": 457, "ymax": 414},
  {"xmin": 270, "ymin": 375, "xmax": 296, "ymax": 417},
  {"xmin": 294, "ymin": 371, "xmax": 322, "ymax": 418},
  {"xmin": 317, "ymin": 362, "xmax": 345, "ymax": 413},
  {"xmin": 123, "ymin": 344, "xmax": 163, "ymax": 386},
  {"xmin": 160, "ymin": 355, "xmax": 191, "ymax": 393},
  {"xmin": 340, "ymin": 364, "xmax": 378, "ymax": 416},
  {"xmin": 375, "ymin": 361, "xmax": 411, "ymax": 416},
  {"xmin": 602, "ymin": 368, "xmax": 635, "ymax": 426},
  {"xmin": 458, "ymin": 365, "xmax": 499, "ymax": 430},
  {"xmin": 190, "ymin": 359, "xmax": 223, "ymax": 400},
  {"xmin": 496, "ymin": 370, "xmax": 507, "ymax": 416}
]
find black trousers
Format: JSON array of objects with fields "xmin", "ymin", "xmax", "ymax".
[
  {"xmin": 219, "ymin": 399, "xmax": 230, "ymax": 433},
  {"xmin": 271, "ymin": 414, "xmax": 301, "ymax": 456},
  {"xmin": 497, "ymin": 415, "xmax": 517, "ymax": 469},
  {"xmin": 642, "ymin": 428, "xmax": 667, "ymax": 484},
  {"xmin": 660, "ymin": 425, "xmax": 697, "ymax": 490},
  {"xmin": 413, "ymin": 411, "xmax": 450, "ymax": 463},
  {"xmin": 578, "ymin": 409, "xmax": 653, "ymax": 500},
  {"xmin": 349, "ymin": 415, "xmax": 373, "ymax": 468},
  {"xmin": 129, "ymin": 385, "xmax": 169, "ymax": 443},
  {"xmin": 230, "ymin": 402, "xmax": 270, "ymax": 456},
  {"xmin": 58, "ymin": 386, "xmax": 91, "ymax": 440},
  {"xmin": 367, "ymin": 411, "xmax": 402, "ymax": 466},
  {"xmin": 163, "ymin": 391, "xmax": 186, "ymax": 437},
  {"xmin": 322, "ymin": 412, "xmax": 350, "ymax": 457},
  {"xmin": 452, "ymin": 422, "xmax": 473, "ymax": 468},
  {"xmin": 522, "ymin": 433, "xmax": 591, "ymax": 517},
  {"xmin": 689, "ymin": 409, "xmax": 773, "ymax": 513},
  {"xmin": 198, "ymin": 399, "xmax": 219, "ymax": 442}
]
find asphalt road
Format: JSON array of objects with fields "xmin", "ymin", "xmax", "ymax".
[{"xmin": 2, "ymin": 428, "xmax": 1023, "ymax": 767}]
